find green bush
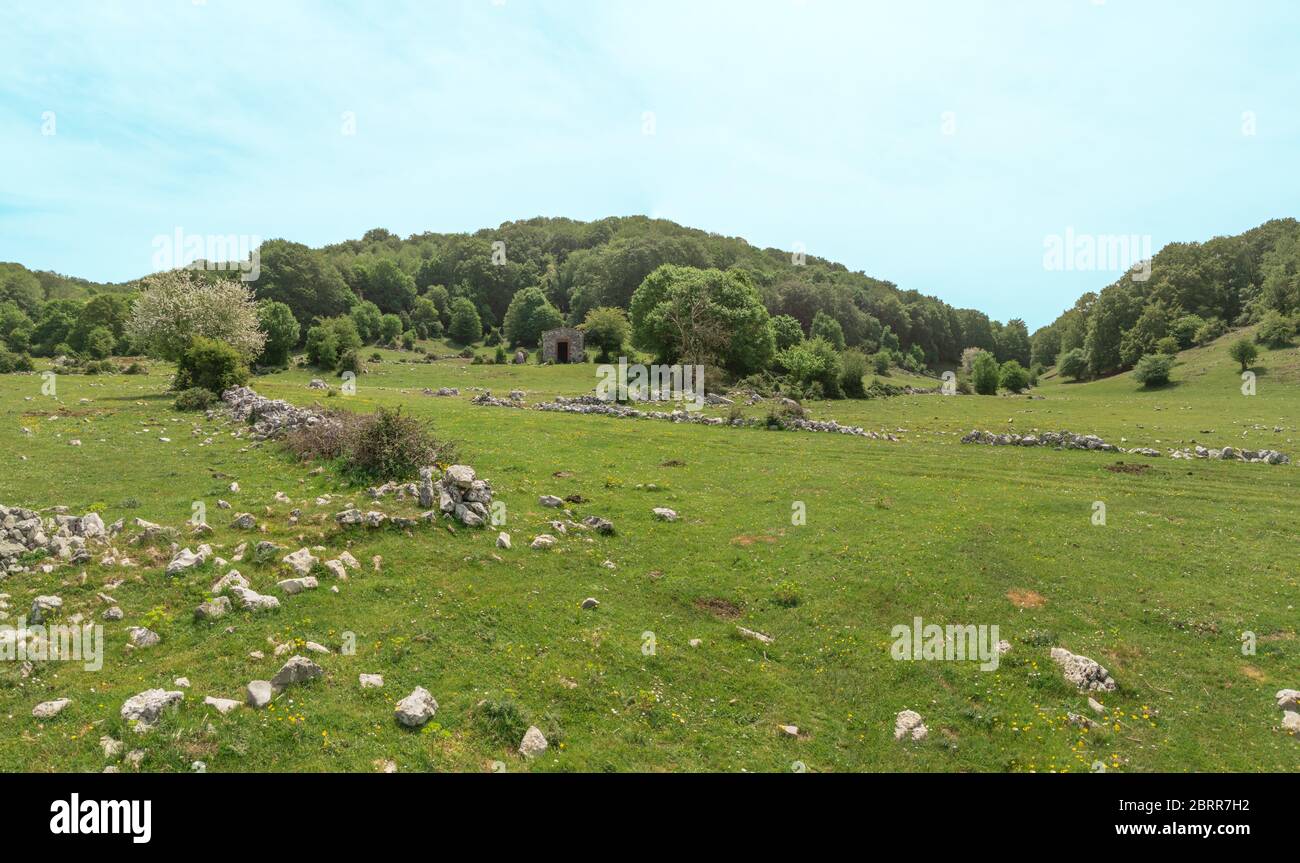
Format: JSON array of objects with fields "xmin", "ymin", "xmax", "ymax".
[
  {"xmin": 998, "ymin": 359, "xmax": 1030, "ymax": 393},
  {"xmin": 122, "ymin": 361, "xmax": 148, "ymax": 375},
  {"xmin": 871, "ymin": 350, "xmax": 891, "ymax": 375},
  {"xmin": 337, "ymin": 349, "xmax": 363, "ymax": 377},
  {"xmin": 342, "ymin": 407, "xmax": 449, "ymax": 482},
  {"xmin": 81, "ymin": 326, "xmax": 115, "ymax": 360},
  {"xmin": 257, "ymin": 300, "xmax": 300, "ymax": 367},
  {"xmin": 1155, "ymin": 336, "xmax": 1180, "ymax": 355},
  {"xmin": 1228, "ymin": 337, "xmax": 1258, "ymax": 371},
  {"xmin": 0, "ymin": 350, "xmax": 34, "ymax": 373},
  {"xmin": 971, "ymin": 351, "xmax": 1000, "ymax": 394},
  {"xmin": 173, "ymin": 336, "xmax": 249, "ymax": 395},
  {"xmin": 1133, "ymin": 353, "xmax": 1174, "ymax": 387},
  {"xmin": 1057, "ymin": 347, "xmax": 1089, "ymax": 381},
  {"xmin": 776, "ymin": 337, "xmax": 843, "ymax": 399},
  {"xmin": 173, "ymin": 387, "xmax": 217, "ymax": 411},
  {"xmin": 839, "ymin": 349, "xmax": 869, "ymax": 398},
  {"xmin": 1194, "ymin": 317, "xmax": 1227, "ymax": 345},
  {"xmin": 1255, "ymin": 311, "xmax": 1294, "ymax": 348}
]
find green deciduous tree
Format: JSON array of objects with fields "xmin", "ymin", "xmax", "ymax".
[
  {"xmin": 971, "ymin": 350, "xmax": 1000, "ymax": 394},
  {"xmin": 257, "ymin": 300, "xmax": 300, "ymax": 367},
  {"xmin": 579, "ymin": 306, "xmax": 630, "ymax": 362},
  {"xmin": 448, "ymin": 296, "xmax": 483, "ymax": 344},
  {"xmin": 1228, "ymin": 337, "xmax": 1258, "ymax": 371},
  {"xmin": 503, "ymin": 286, "xmax": 563, "ymax": 347}
]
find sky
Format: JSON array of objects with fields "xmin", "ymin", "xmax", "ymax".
[{"xmin": 2, "ymin": 0, "xmax": 1297, "ymax": 330}]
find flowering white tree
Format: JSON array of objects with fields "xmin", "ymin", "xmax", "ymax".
[{"xmin": 126, "ymin": 270, "xmax": 266, "ymax": 361}]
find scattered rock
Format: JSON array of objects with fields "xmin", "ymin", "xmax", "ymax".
[
  {"xmin": 394, "ymin": 686, "xmax": 438, "ymax": 727},
  {"xmin": 1050, "ymin": 647, "xmax": 1117, "ymax": 692},
  {"xmin": 277, "ymin": 576, "xmax": 318, "ymax": 595},
  {"xmin": 203, "ymin": 695, "xmax": 241, "ymax": 715},
  {"xmin": 270, "ymin": 655, "xmax": 323, "ymax": 689},
  {"xmin": 736, "ymin": 626, "xmax": 773, "ymax": 645},
  {"xmin": 32, "ymin": 698, "xmax": 71, "ymax": 719},
  {"xmin": 282, "ymin": 547, "xmax": 318, "ymax": 576},
  {"xmin": 894, "ymin": 709, "xmax": 928, "ymax": 741},
  {"xmin": 651, "ymin": 507, "xmax": 678, "ymax": 522},
  {"xmin": 120, "ymin": 688, "xmax": 184, "ymax": 731},
  {"xmin": 246, "ymin": 680, "xmax": 273, "ymax": 708},
  {"xmin": 519, "ymin": 725, "xmax": 548, "ymax": 758},
  {"xmin": 127, "ymin": 627, "xmax": 161, "ymax": 648},
  {"xmin": 359, "ymin": 673, "xmax": 384, "ymax": 689},
  {"xmin": 194, "ymin": 596, "xmax": 232, "ymax": 621}
]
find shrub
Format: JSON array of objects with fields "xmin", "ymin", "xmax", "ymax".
[
  {"xmin": 998, "ymin": 359, "xmax": 1030, "ymax": 393},
  {"xmin": 971, "ymin": 351, "xmax": 1000, "ymax": 394},
  {"xmin": 379, "ymin": 314, "xmax": 403, "ymax": 345},
  {"xmin": 122, "ymin": 361, "xmax": 148, "ymax": 375},
  {"xmin": 82, "ymin": 359, "xmax": 117, "ymax": 375},
  {"xmin": 0, "ymin": 350, "xmax": 34, "ymax": 373},
  {"xmin": 1171, "ymin": 314, "xmax": 1204, "ymax": 349},
  {"xmin": 1133, "ymin": 353, "xmax": 1174, "ymax": 387},
  {"xmin": 776, "ymin": 337, "xmax": 843, "ymax": 398},
  {"xmin": 494, "ymin": 345, "xmax": 507, "ymax": 364},
  {"xmin": 839, "ymin": 349, "xmax": 869, "ymax": 398},
  {"xmin": 304, "ymin": 324, "xmax": 338, "ymax": 369},
  {"xmin": 1155, "ymin": 336, "xmax": 1180, "ymax": 355},
  {"xmin": 81, "ymin": 326, "xmax": 115, "ymax": 360},
  {"xmin": 474, "ymin": 698, "xmax": 530, "ymax": 746},
  {"xmin": 772, "ymin": 580, "xmax": 802, "ymax": 608},
  {"xmin": 173, "ymin": 336, "xmax": 249, "ymax": 395},
  {"xmin": 770, "ymin": 314, "xmax": 804, "ymax": 352},
  {"xmin": 342, "ymin": 407, "xmax": 452, "ymax": 482},
  {"xmin": 337, "ymin": 349, "xmax": 363, "ymax": 377},
  {"xmin": 1057, "ymin": 347, "xmax": 1089, "ymax": 381},
  {"xmin": 173, "ymin": 387, "xmax": 217, "ymax": 411},
  {"xmin": 810, "ymin": 311, "xmax": 846, "ymax": 351},
  {"xmin": 1228, "ymin": 337, "xmax": 1258, "ymax": 371},
  {"xmin": 400, "ymin": 330, "xmax": 415, "ymax": 351},
  {"xmin": 871, "ymin": 350, "xmax": 891, "ymax": 375},
  {"xmin": 257, "ymin": 300, "xmax": 299, "ymax": 367},
  {"xmin": 1255, "ymin": 311, "xmax": 1294, "ymax": 348},
  {"xmin": 1194, "ymin": 317, "xmax": 1227, "ymax": 345}
]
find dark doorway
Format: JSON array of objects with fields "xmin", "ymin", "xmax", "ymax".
[{"xmin": 556, "ymin": 340, "xmax": 569, "ymax": 363}]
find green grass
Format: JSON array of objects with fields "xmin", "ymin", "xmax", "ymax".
[{"xmin": 0, "ymin": 329, "xmax": 1296, "ymax": 772}]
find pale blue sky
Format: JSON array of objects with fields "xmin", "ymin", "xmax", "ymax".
[{"xmin": 2, "ymin": 0, "xmax": 1297, "ymax": 328}]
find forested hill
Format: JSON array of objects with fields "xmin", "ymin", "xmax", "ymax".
[
  {"xmin": 276, "ymin": 215, "xmax": 1032, "ymax": 369},
  {"xmin": 4, "ymin": 215, "xmax": 1296, "ymax": 375},
  {"xmin": 1029, "ymin": 218, "xmax": 1300, "ymax": 377}
]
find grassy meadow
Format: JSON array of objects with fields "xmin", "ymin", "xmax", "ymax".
[{"xmin": 0, "ymin": 327, "xmax": 1296, "ymax": 772}]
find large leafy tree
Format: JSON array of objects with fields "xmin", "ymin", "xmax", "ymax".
[
  {"xmin": 630, "ymin": 264, "xmax": 774, "ymax": 375},
  {"xmin": 1084, "ymin": 285, "xmax": 1140, "ymax": 376},
  {"xmin": 448, "ymin": 296, "xmax": 482, "ymax": 344},
  {"xmin": 579, "ymin": 306, "xmax": 630, "ymax": 362},
  {"xmin": 127, "ymin": 269, "xmax": 265, "ymax": 361},
  {"xmin": 254, "ymin": 239, "xmax": 355, "ymax": 328},
  {"xmin": 502, "ymin": 286, "xmax": 563, "ymax": 347},
  {"xmin": 359, "ymin": 258, "xmax": 417, "ymax": 314}
]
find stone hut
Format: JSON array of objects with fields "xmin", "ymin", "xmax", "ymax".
[{"xmin": 540, "ymin": 327, "xmax": 584, "ymax": 364}]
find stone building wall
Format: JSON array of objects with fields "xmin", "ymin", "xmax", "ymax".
[{"xmin": 540, "ymin": 327, "xmax": 584, "ymax": 363}]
